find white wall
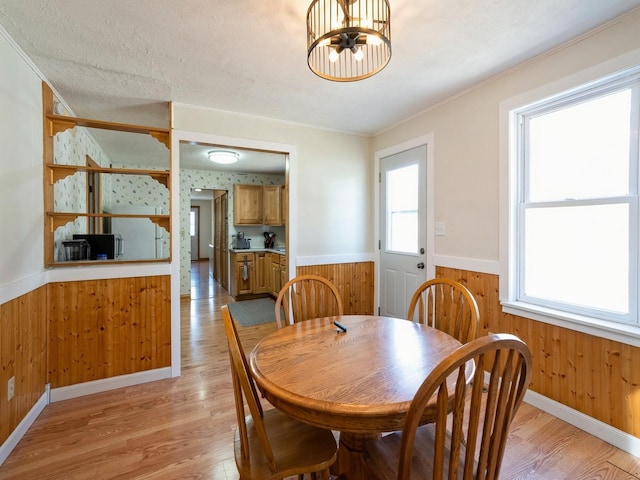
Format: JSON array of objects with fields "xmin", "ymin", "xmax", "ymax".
[
  {"xmin": 0, "ymin": 29, "xmax": 45, "ymax": 296},
  {"xmin": 172, "ymin": 106, "xmax": 373, "ymax": 260},
  {"xmin": 373, "ymin": 10, "xmax": 640, "ymax": 265}
]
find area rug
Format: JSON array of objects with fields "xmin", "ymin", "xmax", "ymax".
[{"xmin": 228, "ymin": 298, "xmax": 279, "ymax": 327}]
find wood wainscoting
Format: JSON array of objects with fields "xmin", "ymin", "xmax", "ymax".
[
  {"xmin": 437, "ymin": 266, "xmax": 640, "ymax": 439},
  {"xmin": 0, "ymin": 286, "xmax": 48, "ymax": 446},
  {"xmin": 47, "ymin": 275, "xmax": 172, "ymax": 389},
  {"xmin": 297, "ymin": 262, "xmax": 374, "ymax": 315}
]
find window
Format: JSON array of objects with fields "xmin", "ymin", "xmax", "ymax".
[
  {"xmin": 386, "ymin": 163, "xmax": 418, "ymax": 253},
  {"xmin": 510, "ymin": 67, "xmax": 640, "ymax": 327},
  {"xmin": 190, "ymin": 211, "xmax": 196, "ymax": 237}
]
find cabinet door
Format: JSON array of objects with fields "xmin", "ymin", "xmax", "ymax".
[
  {"xmin": 270, "ymin": 256, "xmax": 281, "ymax": 296},
  {"xmin": 234, "ymin": 184, "xmax": 263, "ymax": 225},
  {"xmin": 280, "ymin": 183, "xmax": 287, "ymax": 226},
  {"xmin": 235, "ymin": 253, "xmax": 254, "ymax": 295},
  {"xmin": 263, "ymin": 185, "xmax": 281, "ymax": 225},
  {"xmin": 279, "ymin": 256, "xmax": 287, "ymax": 289},
  {"xmin": 254, "ymin": 252, "xmax": 269, "ymax": 294}
]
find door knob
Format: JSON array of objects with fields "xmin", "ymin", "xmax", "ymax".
[{"xmin": 417, "ymin": 262, "xmax": 425, "ymax": 269}]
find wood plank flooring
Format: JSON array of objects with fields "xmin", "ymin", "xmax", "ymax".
[{"xmin": 1, "ymin": 260, "xmax": 639, "ymax": 479}]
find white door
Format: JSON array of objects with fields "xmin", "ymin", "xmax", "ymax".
[{"xmin": 379, "ymin": 145, "xmax": 428, "ymax": 318}]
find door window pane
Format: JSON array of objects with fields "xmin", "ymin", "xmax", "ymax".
[{"xmin": 386, "ymin": 164, "xmax": 418, "ymax": 253}]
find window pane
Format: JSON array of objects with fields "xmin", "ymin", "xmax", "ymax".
[
  {"xmin": 387, "ymin": 164, "xmax": 418, "ymax": 253},
  {"xmin": 528, "ymin": 89, "xmax": 631, "ymax": 202},
  {"xmin": 190, "ymin": 211, "xmax": 196, "ymax": 236},
  {"xmin": 523, "ymin": 204, "xmax": 629, "ymax": 314}
]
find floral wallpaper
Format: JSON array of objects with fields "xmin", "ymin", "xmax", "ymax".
[{"xmin": 179, "ymin": 169, "xmax": 285, "ymax": 295}]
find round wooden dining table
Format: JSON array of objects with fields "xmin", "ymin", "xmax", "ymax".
[{"xmin": 249, "ymin": 315, "xmax": 471, "ymax": 480}]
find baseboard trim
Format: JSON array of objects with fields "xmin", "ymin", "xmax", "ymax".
[
  {"xmin": 0, "ymin": 388, "xmax": 49, "ymax": 465},
  {"xmin": 523, "ymin": 389, "xmax": 640, "ymax": 457},
  {"xmin": 49, "ymin": 367, "xmax": 172, "ymax": 403}
]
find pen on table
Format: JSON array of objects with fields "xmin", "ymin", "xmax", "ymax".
[{"xmin": 334, "ymin": 320, "xmax": 347, "ymax": 333}]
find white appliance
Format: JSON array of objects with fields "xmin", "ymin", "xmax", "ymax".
[{"xmin": 109, "ymin": 206, "xmax": 164, "ymax": 260}]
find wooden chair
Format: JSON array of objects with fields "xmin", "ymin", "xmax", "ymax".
[
  {"xmin": 407, "ymin": 278, "xmax": 480, "ymax": 344},
  {"xmin": 221, "ymin": 305, "xmax": 338, "ymax": 479},
  {"xmin": 275, "ymin": 274, "xmax": 344, "ymax": 328},
  {"xmin": 363, "ymin": 333, "xmax": 532, "ymax": 480}
]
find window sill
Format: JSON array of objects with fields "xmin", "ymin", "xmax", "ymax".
[{"xmin": 501, "ymin": 301, "xmax": 640, "ymax": 347}]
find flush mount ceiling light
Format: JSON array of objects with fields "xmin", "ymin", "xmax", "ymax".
[
  {"xmin": 208, "ymin": 150, "xmax": 239, "ymax": 164},
  {"xmin": 306, "ymin": 0, "xmax": 391, "ymax": 81}
]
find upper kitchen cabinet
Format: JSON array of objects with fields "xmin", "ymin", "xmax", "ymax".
[
  {"xmin": 233, "ymin": 184, "xmax": 263, "ymax": 225},
  {"xmin": 234, "ymin": 184, "xmax": 284, "ymax": 226},
  {"xmin": 42, "ymin": 82, "xmax": 172, "ymax": 266},
  {"xmin": 263, "ymin": 185, "xmax": 282, "ymax": 226}
]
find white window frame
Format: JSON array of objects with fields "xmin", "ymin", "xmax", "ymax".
[{"xmin": 500, "ymin": 62, "xmax": 640, "ymax": 346}]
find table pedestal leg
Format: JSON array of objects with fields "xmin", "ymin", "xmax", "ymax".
[{"xmin": 330, "ymin": 431, "xmax": 380, "ymax": 480}]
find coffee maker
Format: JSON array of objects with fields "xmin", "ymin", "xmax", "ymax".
[
  {"xmin": 233, "ymin": 232, "xmax": 251, "ymax": 249},
  {"xmin": 62, "ymin": 239, "xmax": 91, "ymax": 261}
]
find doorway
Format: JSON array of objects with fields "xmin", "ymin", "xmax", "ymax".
[
  {"xmin": 376, "ymin": 135, "xmax": 435, "ymax": 318},
  {"xmin": 172, "ymin": 132, "xmax": 295, "ymax": 377}
]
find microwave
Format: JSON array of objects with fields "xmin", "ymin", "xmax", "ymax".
[{"xmin": 73, "ymin": 233, "xmax": 123, "ymax": 260}]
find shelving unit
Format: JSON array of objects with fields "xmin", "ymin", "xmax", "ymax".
[{"xmin": 42, "ymin": 82, "xmax": 172, "ymax": 266}]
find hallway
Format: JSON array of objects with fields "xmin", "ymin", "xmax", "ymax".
[{"xmin": 190, "ymin": 259, "xmax": 216, "ymax": 300}]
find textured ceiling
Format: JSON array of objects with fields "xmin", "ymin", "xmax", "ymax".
[{"xmin": 1, "ymin": 0, "xmax": 640, "ymax": 171}]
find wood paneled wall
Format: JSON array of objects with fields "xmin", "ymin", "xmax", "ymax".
[
  {"xmin": 297, "ymin": 262, "xmax": 374, "ymax": 315},
  {"xmin": 0, "ymin": 286, "xmax": 47, "ymax": 446},
  {"xmin": 437, "ymin": 266, "xmax": 640, "ymax": 438},
  {"xmin": 47, "ymin": 275, "xmax": 172, "ymax": 388}
]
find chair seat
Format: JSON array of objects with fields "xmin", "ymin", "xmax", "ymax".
[
  {"xmin": 364, "ymin": 426, "xmax": 454, "ymax": 480},
  {"xmin": 362, "ymin": 334, "xmax": 531, "ymax": 480},
  {"xmin": 235, "ymin": 407, "xmax": 338, "ymax": 480}
]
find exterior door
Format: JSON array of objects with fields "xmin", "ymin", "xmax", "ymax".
[{"xmin": 379, "ymin": 145, "xmax": 428, "ymax": 318}]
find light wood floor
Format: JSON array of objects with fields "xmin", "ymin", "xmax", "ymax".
[{"xmin": 1, "ymin": 260, "xmax": 639, "ymax": 479}]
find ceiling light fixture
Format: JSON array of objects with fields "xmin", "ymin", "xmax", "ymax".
[
  {"xmin": 306, "ymin": 0, "xmax": 391, "ymax": 81},
  {"xmin": 208, "ymin": 150, "xmax": 239, "ymax": 164}
]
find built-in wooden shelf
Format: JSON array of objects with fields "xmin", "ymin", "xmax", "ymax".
[
  {"xmin": 45, "ymin": 113, "xmax": 170, "ymax": 148},
  {"xmin": 46, "ymin": 212, "xmax": 170, "ymax": 233},
  {"xmin": 46, "ymin": 163, "xmax": 170, "ymax": 187}
]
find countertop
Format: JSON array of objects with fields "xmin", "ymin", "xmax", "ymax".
[{"xmin": 229, "ymin": 248, "xmax": 286, "ymax": 255}]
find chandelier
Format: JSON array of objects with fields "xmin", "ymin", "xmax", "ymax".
[{"xmin": 306, "ymin": 0, "xmax": 391, "ymax": 81}]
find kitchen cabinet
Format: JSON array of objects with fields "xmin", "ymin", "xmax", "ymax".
[
  {"xmin": 233, "ymin": 184, "xmax": 284, "ymax": 226},
  {"xmin": 280, "ymin": 254, "xmax": 287, "ymax": 289},
  {"xmin": 269, "ymin": 254, "xmax": 279, "ymax": 296},
  {"xmin": 231, "ymin": 250, "xmax": 283, "ymax": 297},
  {"xmin": 269, "ymin": 253, "xmax": 287, "ymax": 296},
  {"xmin": 280, "ymin": 184, "xmax": 287, "ymax": 226},
  {"xmin": 232, "ymin": 252, "xmax": 254, "ymax": 296},
  {"xmin": 233, "ymin": 184, "xmax": 263, "ymax": 225},
  {"xmin": 263, "ymin": 185, "xmax": 282, "ymax": 226},
  {"xmin": 254, "ymin": 252, "xmax": 269, "ymax": 294}
]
